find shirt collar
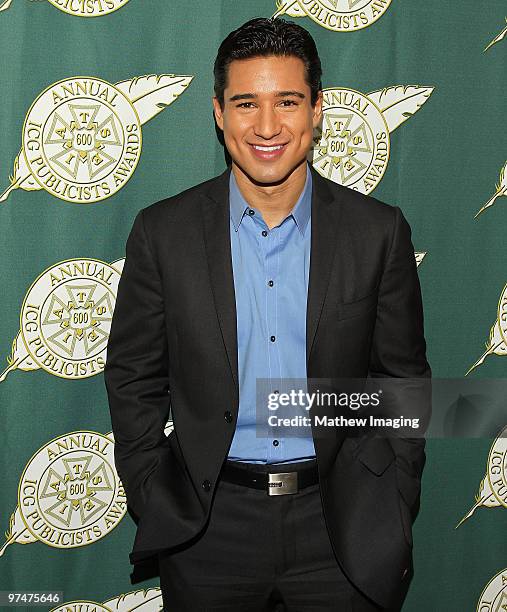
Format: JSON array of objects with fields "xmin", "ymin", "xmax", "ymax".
[{"xmin": 229, "ymin": 163, "xmax": 312, "ymax": 235}]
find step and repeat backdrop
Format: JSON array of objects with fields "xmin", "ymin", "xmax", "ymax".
[{"xmin": 0, "ymin": 1, "xmax": 506, "ymax": 610}]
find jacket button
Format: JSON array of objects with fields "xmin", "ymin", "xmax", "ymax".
[
  {"xmin": 402, "ymin": 568, "xmax": 408, "ymax": 579},
  {"xmin": 224, "ymin": 411, "xmax": 233, "ymax": 423},
  {"xmin": 202, "ymin": 479, "xmax": 211, "ymax": 492}
]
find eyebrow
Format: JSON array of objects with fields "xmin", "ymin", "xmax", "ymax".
[{"xmin": 228, "ymin": 90, "xmax": 306, "ymax": 102}]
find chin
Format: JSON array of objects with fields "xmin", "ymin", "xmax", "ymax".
[
  {"xmin": 250, "ymin": 168, "xmax": 288, "ymax": 185},
  {"xmin": 235, "ymin": 161, "xmax": 302, "ymax": 186}
]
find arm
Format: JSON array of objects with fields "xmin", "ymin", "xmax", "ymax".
[
  {"xmin": 368, "ymin": 205, "xmax": 432, "ymax": 516},
  {"xmin": 104, "ymin": 209, "xmax": 171, "ymax": 521}
]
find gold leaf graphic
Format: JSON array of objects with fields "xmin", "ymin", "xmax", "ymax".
[
  {"xmin": 466, "ymin": 319, "xmax": 507, "ymax": 375},
  {"xmin": 366, "ymin": 85, "xmax": 434, "ymax": 133},
  {"xmin": 115, "ymin": 74, "xmax": 193, "ymax": 125},
  {"xmin": 0, "ymin": 149, "xmax": 41, "ymax": 203},
  {"xmin": 415, "ymin": 251, "xmax": 426, "ymax": 267},
  {"xmin": 474, "ymin": 161, "xmax": 507, "ymax": 218},
  {"xmin": 484, "ymin": 17, "xmax": 507, "ymax": 52},
  {"xmin": 103, "ymin": 587, "xmax": 163, "ymax": 611},
  {"xmin": 0, "ymin": 331, "xmax": 39, "ymax": 383},
  {"xmin": 456, "ymin": 476, "xmax": 499, "ymax": 528},
  {"xmin": 272, "ymin": 0, "xmax": 302, "ymax": 18},
  {"xmin": 0, "ymin": 0, "xmax": 14, "ymax": 12},
  {"xmin": 0, "ymin": 507, "xmax": 37, "ymax": 557}
]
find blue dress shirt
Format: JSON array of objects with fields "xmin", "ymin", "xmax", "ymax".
[{"xmin": 227, "ymin": 164, "xmax": 316, "ymax": 464}]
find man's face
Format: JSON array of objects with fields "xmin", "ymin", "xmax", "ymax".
[{"xmin": 213, "ymin": 55, "xmax": 322, "ymax": 185}]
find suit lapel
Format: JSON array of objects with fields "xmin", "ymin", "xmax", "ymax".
[
  {"xmin": 201, "ymin": 164, "xmax": 344, "ymax": 390},
  {"xmin": 306, "ymin": 166, "xmax": 343, "ymax": 364},
  {"xmin": 201, "ymin": 167, "xmax": 239, "ymax": 388}
]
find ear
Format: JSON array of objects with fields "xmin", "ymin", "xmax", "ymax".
[
  {"xmin": 212, "ymin": 96, "xmax": 224, "ymax": 131},
  {"xmin": 312, "ymin": 91, "xmax": 323, "ymax": 129}
]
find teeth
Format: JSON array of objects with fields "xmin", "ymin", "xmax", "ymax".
[{"xmin": 252, "ymin": 145, "xmax": 284, "ymax": 151}]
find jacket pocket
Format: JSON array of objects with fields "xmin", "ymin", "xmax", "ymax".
[{"xmin": 325, "ymin": 288, "xmax": 379, "ymax": 321}]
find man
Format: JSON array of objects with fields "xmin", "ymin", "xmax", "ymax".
[{"xmin": 104, "ymin": 17, "xmax": 431, "ymax": 612}]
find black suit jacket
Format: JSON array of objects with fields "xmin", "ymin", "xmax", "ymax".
[{"xmin": 104, "ymin": 165, "xmax": 431, "ymax": 610}]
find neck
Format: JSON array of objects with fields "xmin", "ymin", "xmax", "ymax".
[{"xmin": 232, "ymin": 161, "xmax": 308, "ymax": 229}]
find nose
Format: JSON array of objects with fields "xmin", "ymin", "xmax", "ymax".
[{"xmin": 253, "ymin": 105, "xmax": 282, "ymax": 140}]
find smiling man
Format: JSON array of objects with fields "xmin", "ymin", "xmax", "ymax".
[
  {"xmin": 212, "ymin": 52, "xmax": 321, "ymax": 229},
  {"xmin": 105, "ymin": 17, "xmax": 431, "ymax": 612}
]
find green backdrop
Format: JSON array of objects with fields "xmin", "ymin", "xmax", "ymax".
[{"xmin": 0, "ymin": 1, "xmax": 506, "ymax": 610}]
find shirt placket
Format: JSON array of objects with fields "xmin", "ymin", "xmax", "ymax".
[{"xmin": 262, "ymin": 221, "xmax": 285, "ymax": 462}]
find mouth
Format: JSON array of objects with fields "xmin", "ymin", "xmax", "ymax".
[{"xmin": 248, "ymin": 142, "xmax": 288, "ymax": 161}]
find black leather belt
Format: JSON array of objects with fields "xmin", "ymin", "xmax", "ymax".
[{"xmin": 221, "ymin": 460, "xmax": 319, "ymax": 495}]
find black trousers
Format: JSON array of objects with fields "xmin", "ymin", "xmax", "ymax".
[{"xmin": 158, "ymin": 460, "xmax": 394, "ymax": 612}]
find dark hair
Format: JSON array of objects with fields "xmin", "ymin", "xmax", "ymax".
[{"xmin": 214, "ymin": 17, "xmax": 322, "ymax": 109}]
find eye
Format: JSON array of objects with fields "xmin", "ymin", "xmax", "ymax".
[
  {"xmin": 279, "ymin": 99, "xmax": 298, "ymax": 107},
  {"xmin": 236, "ymin": 102, "xmax": 255, "ymax": 108}
]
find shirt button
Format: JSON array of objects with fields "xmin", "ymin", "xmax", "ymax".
[
  {"xmin": 224, "ymin": 411, "xmax": 233, "ymax": 423},
  {"xmin": 248, "ymin": 209, "xmax": 255, "ymax": 215},
  {"xmin": 202, "ymin": 479, "xmax": 211, "ymax": 492},
  {"xmin": 270, "ymin": 335, "xmax": 276, "ymax": 342},
  {"xmin": 273, "ymin": 440, "xmax": 279, "ymax": 447},
  {"xmin": 262, "ymin": 230, "xmax": 268, "ymax": 237},
  {"xmin": 268, "ymin": 280, "xmax": 274, "ymax": 287}
]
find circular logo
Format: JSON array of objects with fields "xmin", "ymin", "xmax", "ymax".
[
  {"xmin": 22, "ymin": 77, "xmax": 142, "ymax": 203},
  {"xmin": 51, "ymin": 603, "xmax": 112, "ymax": 612},
  {"xmin": 497, "ymin": 285, "xmax": 507, "ymax": 345},
  {"xmin": 311, "ymin": 87, "xmax": 390, "ymax": 194},
  {"xmin": 47, "ymin": 0, "xmax": 130, "ymax": 17},
  {"xmin": 19, "ymin": 431, "xmax": 126, "ymax": 550},
  {"xmin": 477, "ymin": 568, "xmax": 507, "ymax": 611},
  {"xmin": 20, "ymin": 258, "xmax": 121, "ymax": 379},
  {"xmin": 292, "ymin": 0, "xmax": 392, "ymax": 32},
  {"xmin": 487, "ymin": 425, "xmax": 507, "ymax": 508}
]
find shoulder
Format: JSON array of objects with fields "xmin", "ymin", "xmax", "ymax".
[
  {"xmin": 312, "ymin": 171, "xmax": 411, "ymax": 259},
  {"xmin": 138, "ymin": 168, "xmax": 230, "ymax": 229},
  {"xmin": 312, "ymin": 168, "xmax": 400, "ymax": 228}
]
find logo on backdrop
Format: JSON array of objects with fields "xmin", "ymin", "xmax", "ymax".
[
  {"xmin": 484, "ymin": 17, "xmax": 507, "ymax": 52},
  {"xmin": 456, "ymin": 425, "xmax": 507, "ymax": 527},
  {"xmin": 310, "ymin": 86, "xmax": 433, "ymax": 194},
  {"xmin": 0, "ymin": 0, "xmax": 129, "ymax": 16},
  {"xmin": 272, "ymin": 0, "xmax": 393, "ymax": 32},
  {"xmin": 415, "ymin": 252, "xmax": 426, "ymax": 267},
  {"xmin": 0, "ymin": 257, "xmax": 125, "ymax": 383},
  {"xmin": 50, "ymin": 587, "xmax": 163, "ymax": 612},
  {"xmin": 0, "ymin": 421, "xmax": 174, "ymax": 557},
  {"xmin": 467, "ymin": 284, "xmax": 507, "ymax": 374},
  {"xmin": 0, "ymin": 74, "xmax": 193, "ymax": 204},
  {"xmin": 474, "ymin": 160, "xmax": 507, "ymax": 218},
  {"xmin": 476, "ymin": 567, "xmax": 507, "ymax": 612},
  {"xmin": 0, "ymin": 431, "xmax": 124, "ymax": 555}
]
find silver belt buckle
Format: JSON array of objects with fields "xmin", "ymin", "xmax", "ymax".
[{"xmin": 267, "ymin": 471, "xmax": 298, "ymax": 495}]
